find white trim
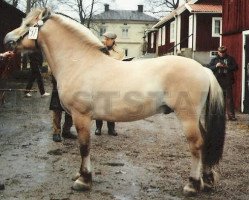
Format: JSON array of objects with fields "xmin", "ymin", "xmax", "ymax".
[
  {"xmin": 176, "ymin": 15, "xmax": 181, "ymax": 52},
  {"xmin": 193, "ymin": 13, "xmax": 197, "ymax": 51},
  {"xmin": 241, "ymin": 30, "xmax": 249, "ymax": 111},
  {"xmin": 162, "ymin": 26, "xmax": 166, "ymax": 45},
  {"xmin": 188, "ymin": 15, "xmax": 193, "ymax": 48}
]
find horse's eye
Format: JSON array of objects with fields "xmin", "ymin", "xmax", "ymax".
[{"xmin": 26, "ymin": 23, "xmax": 31, "ymax": 27}]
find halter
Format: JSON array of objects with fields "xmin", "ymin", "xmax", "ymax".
[{"xmin": 15, "ymin": 9, "xmax": 51, "ymax": 50}]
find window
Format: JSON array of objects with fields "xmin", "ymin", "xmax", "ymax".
[
  {"xmin": 122, "ymin": 28, "xmax": 129, "ymax": 38},
  {"xmin": 170, "ymin": 21, "xmax": 175, "ymax": 43},
  {"xmin": 212, "ymin": 17, "xmax": 222, "ymax": 37},
  {"xmin": 99, "ymin": 27, "xmax": 106, "ymax": 37}
]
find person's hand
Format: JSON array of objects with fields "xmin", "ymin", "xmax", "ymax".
[
  {"xmin": 216, "ymin": 62, "xmax": 225, "ymax": 67},
  {"xmin": 1, "ymin": 51, "xmax": 14, "ymax": 58}
]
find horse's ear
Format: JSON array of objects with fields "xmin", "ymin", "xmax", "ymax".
[{"xmin": 39, "ymin": 8, "xmax": 51, "ymax": 20}]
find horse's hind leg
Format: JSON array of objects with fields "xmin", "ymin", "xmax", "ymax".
[
  {"xmin": 71, "ymin": 113, "xmax": 92, "ymax": 191},
  {"xmin": 199, "ymin": 123, "xmax": 219, "ymax": 191},
  {"xmin": 178, "ymin": 116, "xmax": 204, "ymax": 196}
]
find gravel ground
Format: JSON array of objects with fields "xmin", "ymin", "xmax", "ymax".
[{"xmin": 0, "ymin": 79, "xmax": 248, "ymax": 200}]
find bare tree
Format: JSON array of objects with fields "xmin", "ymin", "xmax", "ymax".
[
  {"xmin": 4, "ymin": 0, "xmax": 19, "ymax": 7},
  {"xmin": 144, "ymin": 0, "xmax": 188, "ymax": 18},
  {"xmin": 58, "ymin": 0, "xmax": 102, "ymax": 27}
]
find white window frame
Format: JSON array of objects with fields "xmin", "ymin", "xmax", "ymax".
[
  {"xmin": 212, "ymin": 17, "xmax": 222, "ymax": 37},
  {"xmin": 170, "ymin": 21, "xmax": 175, "ymax": 43}
]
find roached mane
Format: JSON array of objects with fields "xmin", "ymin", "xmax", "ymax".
[{"xmin": 27, "ymin": 8, "xmax": 105, "ymax": 50}]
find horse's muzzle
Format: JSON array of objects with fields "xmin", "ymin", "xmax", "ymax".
[
  {"xmin": 4, "ymin": 41, "xmax": 17, "ymax": 51},
  {"xmin": 4, "ymin": 33, "xmax": 18, "ymax": 51}
]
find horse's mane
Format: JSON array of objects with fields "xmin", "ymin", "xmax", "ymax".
[
  {"xmin": 51, "ymin": 13, "xmax": 105, "ymax": 50},
  {"xmin": 26, "ymin": 9, "xmax": 105, "ymax": 51}
]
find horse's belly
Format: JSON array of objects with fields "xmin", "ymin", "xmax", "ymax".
[{"xmin": 92, "ymin": 98, "xmax": 162, "ymax": 122}]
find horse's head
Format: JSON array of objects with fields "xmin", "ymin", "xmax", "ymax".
[{"xmin": 4, "ymin": 8, "xmax": 51, "ymax": 52}]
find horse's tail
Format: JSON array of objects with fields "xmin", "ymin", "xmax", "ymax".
[{"xmin": 202, "ymin": 68, "xmax": 226, "ymax": 167}]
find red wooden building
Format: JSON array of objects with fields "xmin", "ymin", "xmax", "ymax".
[
  {"xmin": 146, "ymin": 0, "xmax": 222, "ymax": 65},
  {"xmin": 0, "ymin": 0, "xmax": 25, "ymax": 104},
  {"xmin": 222, "ymin": 0, "xmax": 249, "ymax": 112},
  {"xmin": 0, "ymin": 0, "xmax": 25, "ymax": 53}
]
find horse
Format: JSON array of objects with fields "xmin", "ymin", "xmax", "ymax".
[{"xmin": 4, "ymin": 8, "xmax": 226, "ymax": 196}]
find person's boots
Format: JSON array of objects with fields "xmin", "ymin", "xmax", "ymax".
[
  {"xmin": 62, "ymin": 129, "xmax": 77, "ymax": 139},
  {"xmin": 53, "ymin": 133, "xmax": 62, "ymax": 142},
  {"xmin": 107, "ymin": 122, "xmax": 117, "ymax": 136},
  {"xmin": 62, "ymin": 113, "xmax": 77, "ymax": 139},
  {"xmin": 0, "ymin": 182, "xmax": 5, "ymax": 190},
  {"xmin": 95, "ymin": 120, "xmax": 103, "ymax": 135}
]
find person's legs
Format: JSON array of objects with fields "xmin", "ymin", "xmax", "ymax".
[
  {"xmin": 95, "ymin": 120, "xmax": 103, "ymax": 135},
  {"xmin": 36, "ymin": 71, "xmax": 45, "ymax": 95},
  {"xmin": 226, "ymin": 86, "xmax": 236, "ymax": 120},
  {"xmin": 62, "ymin": 112, "xmax": 77, "ymax": 139},
  {"xmin": 52, "ymin": 110, "xmax": 62, "ymax": 142},
  {"xmin": 25, "ymin": 71, "xmax": 36, "ymax": 96},
  {"xmin": 107, "ymin": 121, "xmax": 117, "ymax": 136}
]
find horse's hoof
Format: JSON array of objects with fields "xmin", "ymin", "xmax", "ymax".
[
  {"xmin": 72, "ymin": 172, "xmax": 81, "ymax": 181},
  {"xmin": 183, "ymin": 177, "xmax": 203, "ymax": 196},
  {"xmin": 72, "ymin": 176, "xmax": 92, "ymax": 191},
  {"xmin": 203, "ymin": 170, "xmax": 219, "ymax": 192},
  {"xmin": 183, "ymin": 183, "xmax": 198, "ymax": 196}
]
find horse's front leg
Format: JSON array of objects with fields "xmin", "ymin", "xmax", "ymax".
[{"xmin": 71, "ymin": 113, "xmax": 92, "ymax": 191}]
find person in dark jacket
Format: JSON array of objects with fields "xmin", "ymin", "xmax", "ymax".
[
  {"xmin": 208, "ymin": 46, "xmax": 238, "ymax": 121},
  {"xmin": 25, "ymin": 51, "xmax": 50, "ymax": 97},
  {"xmin": 94, "ymin": 32, "xmax": 124, "ymax": 136},
  {"xmin": 49, "ymin": 76, "xmax": 77, "ymax": 142}
]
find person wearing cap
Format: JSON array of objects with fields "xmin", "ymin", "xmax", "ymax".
[
  {"xmin": 95, "ymin": 31, "xmax": 125, "ymax": 136},
  {"xmin": 208, "ymin": 45, "xmax": 238, "ymax": 121}
]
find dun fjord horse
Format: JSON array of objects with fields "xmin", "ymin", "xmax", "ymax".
[{"xmin": 4, "ymin": 8, "xmax": 226, "ymax": 196}]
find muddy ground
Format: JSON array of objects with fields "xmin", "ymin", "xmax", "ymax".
[{"xmin": 0, "ymin": 78, "xmax": 249, "ymax": 200}]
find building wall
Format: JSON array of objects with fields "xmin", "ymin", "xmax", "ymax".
[
  {"xmin": 147, "ymin": 31, "xmax": 157, "ymax": 53},
  {"xmin": 180, "ymin": 10, "xmax": 190, "ymax": 49},
  {"xmin": 91, "ymin": 22, "xmax": 154, "ymax": 58},
  {"xmin": 196, "ymin": 13, "xmax": 221, "ymax": 51},
  {"xmin": 222, "ymin": 0, "xmax": 249, "ymax": 111},
  {"xmin": 222, "ymin": 33, "xmax": 243, "ymax": 110},
  {"xmin": 0, "ymin": 1, "xmax": 25, "ymax": 76},
  {"xmin": 157, "ymin": 20, "xmax": 174, "ymax": 56},
  {"xmin": 0, "ymin": 1, "xmax": 25, "ymax": 52},
  {"xmin": 222, "ymin": 0, "xmax": 249, "ymax": 34}
]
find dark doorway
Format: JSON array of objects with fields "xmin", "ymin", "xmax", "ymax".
[{"xmin": 243, "ymin": 35, "xmax": 249, "ymax": 113}]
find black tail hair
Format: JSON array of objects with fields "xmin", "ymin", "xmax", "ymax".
[{"xmin": 202, "ymin": 90, "xmax": 226, "ymax": 167}]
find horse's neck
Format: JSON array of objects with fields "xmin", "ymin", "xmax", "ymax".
[{"xmin": 39, "ymin": 16, "xmax": 103, "ymax": 79}]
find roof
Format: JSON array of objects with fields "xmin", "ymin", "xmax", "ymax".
[
  {"xmin": 153, "ymin": 4, "xmax": 186, "ymax": 28},
  {"xmin": 92, "ymin": 10, "xmax": 158, "ymax": 22},
  {"xmin": 185, "ymin": 4, "xmax": 222, "ymax": 13},
  {"xmin": 153, "ymin": 0, "xmax": 221, "ymax": 28}
]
